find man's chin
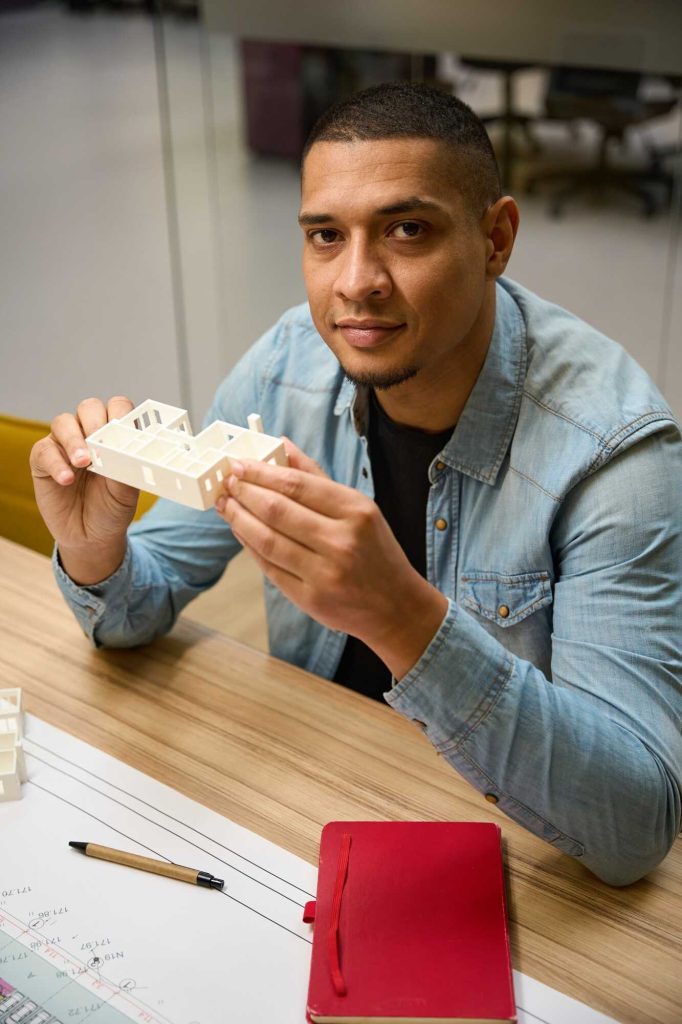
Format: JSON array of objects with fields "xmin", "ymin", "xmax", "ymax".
[{"xmin": 341, "ymin": 364, "xmax": 420, "ymax": 391}]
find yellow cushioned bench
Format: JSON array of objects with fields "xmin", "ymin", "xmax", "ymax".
[{"xmin": 0, "ymin": 415, "xmax": 157, "ymax": 556}]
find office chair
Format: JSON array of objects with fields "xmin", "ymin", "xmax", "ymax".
[
  {"xmin": 457, "ymin": 57, "xmax": 541, "ymax": 189},
  {"xmin": 525, "ymin": 66, "xmax": 677, "ymax": 216},
  {"xmin": 0, "ymin": 415, "xmax": 156, "ymax": 557}
]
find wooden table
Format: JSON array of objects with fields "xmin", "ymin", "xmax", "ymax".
[{"xmin": 1, "ymin": 537, "xmax": 680, "ymax": 1024}]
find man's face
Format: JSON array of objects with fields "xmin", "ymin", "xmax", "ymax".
[{"xmin": 300, "ymin": 138, "xmax": 492, "ymax": 392}]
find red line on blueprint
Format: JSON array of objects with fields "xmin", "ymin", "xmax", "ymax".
[{"xmin": 0, "ymin": 907, "xmax": 168, "ymax": 1024}]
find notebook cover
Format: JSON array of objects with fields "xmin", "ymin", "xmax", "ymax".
[{"xmin": 305, "ymin": 821, "xmax": 516, "ymax": 1023}]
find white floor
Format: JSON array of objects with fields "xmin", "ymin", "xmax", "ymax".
[{"xmin": 1, "ymin": 5, "xmax": 680, "ymax": 426}]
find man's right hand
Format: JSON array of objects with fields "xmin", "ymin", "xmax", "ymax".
[{"xmin": 30, "ymin": 397, "xmax": 140, "ymax": 585}]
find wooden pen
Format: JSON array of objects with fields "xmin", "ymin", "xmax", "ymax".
[{"xmin": 69, "ymin": 841, "xmax": 224, "ymax": 890}]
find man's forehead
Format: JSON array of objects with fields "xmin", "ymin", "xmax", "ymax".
[
  {"xmin": 300, "ymin": 137, "xmax": 465, "ymax": 216},
  {"xmin": 303, "ymin": 136, "xmax": 453, "ymax": 182}
]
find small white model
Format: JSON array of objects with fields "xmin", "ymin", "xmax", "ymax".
[
  {"xmin": 0, "ymin": 687, "xmax": 23, "ymax": 739},
  {"xmin": 0, "ymin": 688, "xmax": 26, "ymax": 802},
  {"xmin": 85, "ymin": 400, "xmax": 288, "ymax": 511}
]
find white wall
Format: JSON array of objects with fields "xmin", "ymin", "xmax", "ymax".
[{"xmin": 0, "ymin": 9, "xmax": 181, "ymax": 424}]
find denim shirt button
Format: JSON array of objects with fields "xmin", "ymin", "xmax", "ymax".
[
  {"xmin": 498, "ymin": 604, "xmax": 510, "ymax": 618},
  {"xmin": 435, "ymin": 460, "xmax": 445, "ymax": 471},
  {"xmin": 435, "ymin": 518, "xmax": 448, "ymax": 531},
  {"xmin": 484, "ymin": 792, "xmax": 499, "ymax": 804}
]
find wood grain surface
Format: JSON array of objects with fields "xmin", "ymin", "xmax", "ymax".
[{"xmin": 1, "ymin": 537, "xmax": 680, "ymax": 1024}]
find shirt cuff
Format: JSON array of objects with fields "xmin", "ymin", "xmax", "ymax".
[
  {"xmin": 384, "ymin": 599, "xmax": 514, "ymax": 748},
  {"xmin": 52, "ymin": 542, "xmax": 132, "ymax": 645}
]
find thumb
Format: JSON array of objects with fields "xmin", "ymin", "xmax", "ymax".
[{"xmin": 281, "ymin": 436, "xmax": 328, "ymax": 478}]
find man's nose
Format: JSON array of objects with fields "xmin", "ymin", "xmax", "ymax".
[{"xmin": 333, "ymin": 239, "xmax": 391, "ymax": 303}]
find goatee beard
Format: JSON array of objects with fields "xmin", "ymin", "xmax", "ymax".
[{"xmin": 342, "ymin": 364, "xmax": 420, "ymax": 391}]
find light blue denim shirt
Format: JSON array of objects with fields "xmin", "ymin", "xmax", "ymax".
[{"xmin": 54, "ymin": 279, "xmax": 682, "ymax": 886}]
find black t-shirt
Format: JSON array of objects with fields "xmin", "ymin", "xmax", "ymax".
[{"xmin": 332, "ymin": 391, "xmax": 454, "ymax": 701}]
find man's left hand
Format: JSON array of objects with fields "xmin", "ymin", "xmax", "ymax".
[{"xmin": 215, "ymin": 440, "xmax": 448, "ymax": 681}]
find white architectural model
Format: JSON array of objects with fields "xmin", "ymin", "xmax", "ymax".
[
  {"xmin": 85, "ymin": 400, "xmax": 288, "ymax": 511},
  {"xmin": 0, "ymin": 688, "xmax": 26, "ymax": 802}
]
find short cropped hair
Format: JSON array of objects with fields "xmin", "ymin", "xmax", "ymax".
[{"xmin": 302, "ymin": 81, "xmax": 501, "ymax": 217}]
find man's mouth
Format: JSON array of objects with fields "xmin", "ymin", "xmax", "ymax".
[{"xmin": 335, "ymin": 319, "xmax": 405, "ymax": 349}]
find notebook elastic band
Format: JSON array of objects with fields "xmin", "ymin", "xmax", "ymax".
[{"xmin": 328, "ymin": 832, "xmax": 352, "ymax": 996}]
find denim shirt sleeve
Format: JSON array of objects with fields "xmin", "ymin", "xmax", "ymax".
[
  {"xmin": 51, "ymin": 322, "xmax": 280, "ymax": 647},
  {"xmin": 386, "ymin": 425, "xmax": 682, "ymax": 887},
  {"xmin": 53, "ymin": 497, "xmax": 242, "ymax": 648},
  {"xmin": 53, "ymin": 540, "xmax": 137, "ymax": 644}
]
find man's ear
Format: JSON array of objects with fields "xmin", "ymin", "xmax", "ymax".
[{"xmin": 483, "ymin": 197, "xmax": 520, "ymax": 280}]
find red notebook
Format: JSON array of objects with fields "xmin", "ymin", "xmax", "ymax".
[{"xmin": 303, "ymin": 821, "xmax": 516, "ymax": 1024}]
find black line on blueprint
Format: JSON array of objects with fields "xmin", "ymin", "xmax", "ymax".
[
  {"xmin": 517, "ymin": 1010, "xmax": 552, "ymax": 1024},
  {"xmin": 25, "ymin": 750, "xmax": 306, "ymax": 909},
  {"xmin": 25, "ymin": 737, "xmax": 315, "ymax": 898},
  {"xmin": 25, "ymin": 780, "xmax": 311, "ymax": 947},
  {"xmin": 26, "ymin": 780, "xmax": 178, "ymax": 862},
  {"xmin": 216, "ymin": 889, "xmax": 312, "ymax": 943}
]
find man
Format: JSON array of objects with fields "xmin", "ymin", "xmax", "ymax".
[{"xmin": 31, "ymin": 83, "xmax": 681, "ymax": 887}]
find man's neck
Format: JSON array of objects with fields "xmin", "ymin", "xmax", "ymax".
[{"xmin": 373, "ymin": 287, "xmax": 496, "ymax": 433}]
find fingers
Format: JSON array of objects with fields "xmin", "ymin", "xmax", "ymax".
[
  {"xmin": 244, "ymin": 544, "xmax": 309, "ymax": 607},
  {"xmin": 76, "ymin": 397, "xmax": 109, "ymax": 442},
  {"xmin": 31, "ymin": 410, "xmax": 89, "ymax": 485},
  {"xmin": 281, "ymin": 437, "xmax": 328, "ymax": 478},
  {"xmin": 107, "ymin": 395, "xmax": 135, "ymax": 424},
  {"xmin": 51, "ymin": 397, "xmax": 107, "ymax": 471},
  {"xmin": 224, "ymin": 495, "xmax": 313, "ymax": 579},
  {"xmin": 29, "ymin": 433, "xmax": 77, "ymax": 485},
  {"xmin": 48, "ymin": 412, "xmax": 90, "ymax": 472},
  {"xmin": 219, "ymin": 477, "xmax": 323, "ymax": 557},
  {"xmin": 31, "ymin": 396, "xmax": 134, "ymax": 485},
  {"xmin": 226, "ymin": 458, "xmax": 356, "ymax": 518}
]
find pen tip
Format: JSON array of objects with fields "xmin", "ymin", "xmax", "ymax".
[
  {"xmin": 210, "ymin": 877, "xmax": 224, "ymax": 890},
  {"xmin": 69, "ymin": 841, "xmax": 88, "ymax": 852}
]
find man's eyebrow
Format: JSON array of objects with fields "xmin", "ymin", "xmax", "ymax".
[
  {"xmin": 375, "ymin": 197, "xmax": 445, "ymax": 216},
  {"xmin": 297, "ymin": 196, "xmax": 445, "ymax": 226},
  {"xmin": 298, "ymin": 211, "xmax": 335, "ymax": 226}
]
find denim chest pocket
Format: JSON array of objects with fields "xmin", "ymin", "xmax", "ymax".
[{"xmin": 460, "ymin": 570, "xmax": 552, "ymax": 627}]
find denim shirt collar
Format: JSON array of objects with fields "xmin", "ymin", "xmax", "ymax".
[
  {"xmin": 444, "ymin": 280, "xmax": 527, "ymax": 485},
  {"xmin": 335, "ymin": 279, "xmax": 526, "ymax": 486}
]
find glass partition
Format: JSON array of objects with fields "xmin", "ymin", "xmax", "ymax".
[
  {"xmin": 160, "ymin": 3, "xmax": 682, "ymax": 421},
  {"xmin": 1, "ymin": 1, "xmax": 680, "ymax": 425}
]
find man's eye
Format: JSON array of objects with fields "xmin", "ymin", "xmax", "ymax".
[
  {"xmin": 311, "ymin": 229, "xmax": 339, "ymax": 244},
  {"xmin": 392, "ymin": 222, "xmax": 423, "ymax": 239}
]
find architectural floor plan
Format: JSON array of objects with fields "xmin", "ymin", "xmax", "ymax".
[{"xmin": 1, "ymin": 718, "xmax": 618, "ymax": 1024}]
